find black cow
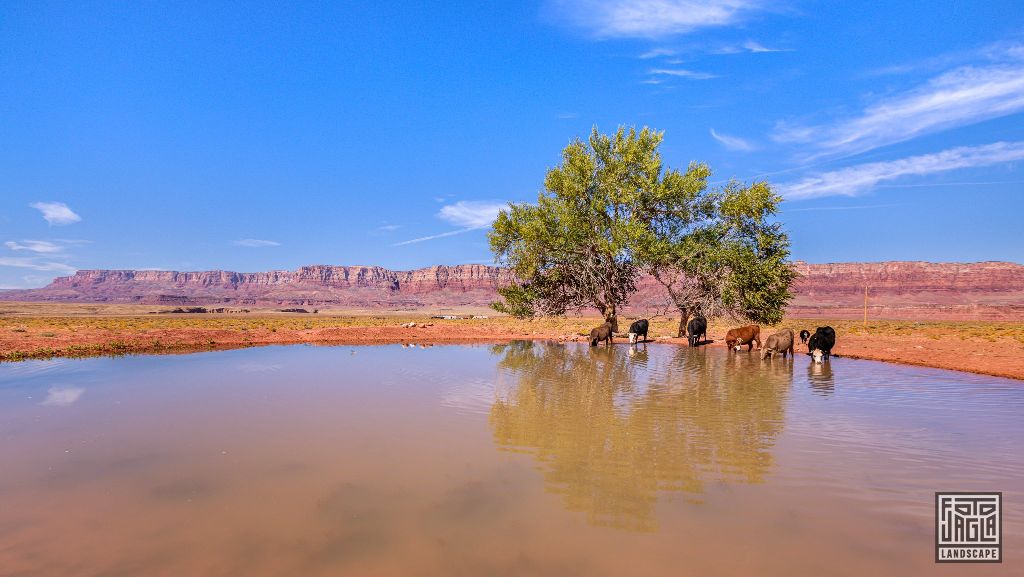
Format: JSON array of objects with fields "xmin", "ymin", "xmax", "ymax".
[
  {"xmin": 799, "ymin": 329, "xmax": 811, "ymax": 344},
  {"xmin": 808, "ymin": 326, "xmax": 836, "ymax": 363},
  {"xmin": 687, "ymin": 316, "xmax": 707, "ymax": 347},
  {"xmin": 627, "ymin": 319, "xmax": 649, "ymax": 344}
]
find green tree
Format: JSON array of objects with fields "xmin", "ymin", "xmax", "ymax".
[
  {"xmin": 489, "ymin": 127, "xmax": 665, "ymax": 327},
  {"xmin": 637, "ymin": 179, "xmax": 796, "ymax": 336},
  {"xmin": 489, "ymin": 126, "xmax": 794, "ymax": 333}
]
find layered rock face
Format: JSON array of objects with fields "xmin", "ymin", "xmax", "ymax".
[
  {"xmin": 9, "ymin": 265, "xmax": 515, "ymax": 309},
  {"xmin": 2, "ymin": 261, "xmax": 1022, "ymax": 320},
  {"xmin": 783, "ymin": 261, "xmax": 1024, "ymax": 320}
]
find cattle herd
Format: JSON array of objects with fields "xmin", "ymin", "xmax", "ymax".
[{"xmin": 590, "ymin": 317, "xmax": 837, "ymax": 363}]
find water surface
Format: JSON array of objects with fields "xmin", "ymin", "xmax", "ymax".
[{"xmin": 1, "ymin": 343, "xmax": 1021, "ymax": 576}]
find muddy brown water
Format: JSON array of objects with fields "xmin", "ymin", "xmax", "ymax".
[{"xmin": 1, "ymin": 342, "xmax": 1021, "ymax": 576}]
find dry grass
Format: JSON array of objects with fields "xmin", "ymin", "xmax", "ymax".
[
  {"xmin": 2, "ymin": 302, "xmax": 1024, "ymax": 379},
  {"xmin": 791, "ymin": 318, "xmax": 1024, "ymax": 344}
]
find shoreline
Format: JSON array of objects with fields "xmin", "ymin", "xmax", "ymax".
[{"xmin": 1, "ymin": 309, "xmax": 1023, "ymax": 380}]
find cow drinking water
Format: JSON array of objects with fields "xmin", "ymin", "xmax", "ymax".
[
  {"xmin": 725, "ymin": 325, "xmax": 761, "ymax": 351},
  {"xmin": 760, "ymin": 328, "xmax": 795, "ymax": 360},
  {"xmin": 590, "ymin": 321, "xmax": 615, "ymax": 347},
  {"xmin": 627, "ymin": 319, "xmax": 649, "ymax": 344},
  {"xmin": 687, "ymin": 316, "xmax": 707, "ymax": 347},
  {"xmin": 808, "ymin": 326, "xmax": 836, "ymax": 363}
]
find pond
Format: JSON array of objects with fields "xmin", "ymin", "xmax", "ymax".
[{"xmin": 1, "ymin": 342, "xmax": 1021, "ymax": 576}]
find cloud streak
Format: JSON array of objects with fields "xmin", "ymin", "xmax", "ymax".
[
  {"xmin": 394, "ymin": 201, "xmax": 507, "ymax": 246},
  {"xmin": 713, "ymin": 40, "xmax": 792, "ymax": 54},
  {"xmin": 30, "ymin": 202, "xmax": 81, "ymax": 225},
  {"xmin": 648, "ymin": 67, "xmax": 717, "ymax": 80},
  {"xmin": 5, "ymin": 240, "xmax": 64, "ymax": 254},
  {"xmin": 393, "ymin": 228, "xmax": 477, "ymax": 246},
  {"xmin": 778, "ymin": 141, "xmax": 1024, "ymax": 200},
  {"xmin": 710, "ymin": 128, "xmax": 755, "ymax": 151},
  {"xmin": 639, "ymin": 47, "xmax": 676, "ymax": 59},
  {"xmin": 438, "ymin": 201, "xmax": 506, "ymax": 228},
  {"xmin": 548, "ymin": 0, "xmax": 767, "ymax": 39},
  {"xmin": 774, "ymin": 45, "xmax": 1024, "ymax": 157},
  {"xmin": 233, "ymin": 239, "xmax": 281, "ymax": 247},
  {"xmin": 0, "ymin": 257, "xmax": 77, "ymax": 274}
]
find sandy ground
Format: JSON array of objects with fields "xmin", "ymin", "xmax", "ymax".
[{"xmin": 1, "ymin": 304, "xmax": 1022, "ymax": 380}]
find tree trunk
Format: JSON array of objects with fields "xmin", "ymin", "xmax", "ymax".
[
  {"xmin": 675, "ymin": 307, "xmax": 692, "ymax": 338},
  {"xmin": 605, "ymin": 304, "xmax": 618, "ymax": 333},
  {"xmin": 676, "ymin": 307, "xmax": 690, "ymax": 338}
]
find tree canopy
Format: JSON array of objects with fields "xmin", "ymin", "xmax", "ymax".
[
  {"xmin": 489, "ymin": 126, "xmax": 794, "ymax": 331},
  {"xmin": 636, "ymin": 179, "xmax": 795, "ymax": 335}
]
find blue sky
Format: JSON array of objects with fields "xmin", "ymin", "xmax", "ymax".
[{"xmin": 2, "ymin": 1, "xmax": 1023, "ymax": 288}]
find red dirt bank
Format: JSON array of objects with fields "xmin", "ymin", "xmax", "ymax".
[{"xmin": 2, "ymin": 315, "xmax": 1022, "ymax": 381}]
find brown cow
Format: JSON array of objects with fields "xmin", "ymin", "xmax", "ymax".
[
  {"xmin": 590, "ymin": 322, "xmax": 614, "ymax": 347},
  {"xmin": 760, "ymin": 328, "xmax": 795, "ymax": 360},
  {"xmin": 725, "ymin": 325, "xmax": 761, "ymax": 351}
]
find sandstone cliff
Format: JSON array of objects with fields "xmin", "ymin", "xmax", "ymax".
[{"xmin": 2, "ymin": 262, "xmax": 1022, "ymax": 320}]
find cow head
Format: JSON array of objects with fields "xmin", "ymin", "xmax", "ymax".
[
  {"xmin": 760, "ymin": 347, "xmax": 772, "ymax": 360},
  {"xmin": 732, "ymin": 337, "xmax": 744, "ymax": 351},
  {"xmin": 811, "ymin": 349, "xmax": 825, "ymax": 364},
  {"xmin": 628, "ymin": 332, "xmax": 638, "ymax": 344}
]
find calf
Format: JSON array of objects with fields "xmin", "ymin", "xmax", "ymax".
[
  {"xmin": 808, "ymin": 326, "xmax": 836, "ymax": 363},
  {"xmin": 687, "ymin": 316, "xmax": 707, "ymax": 347},
  {"xmin": 724, "ymin": 324, "xmax": 761, "ymax": 351},
  {"xmin": 799, "ymin": 329, "xmax": 810, "ymax": 344},
  {"xmin": 627, "ymin": 319, "xmax": 649, "ymax": 344},
  {"xmin": 760, "ymin": 328, "xmax": 795, "ymax": 360},
  {"xmin": 590, "ymin": 322, "xmax": 614, "ymax": 347}
]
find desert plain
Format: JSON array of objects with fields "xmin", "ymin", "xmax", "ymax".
[{"xmin": 1, "ymin": 302, "xmax": 1022, "ymax": 381}]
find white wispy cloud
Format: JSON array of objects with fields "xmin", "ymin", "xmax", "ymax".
[
  {"xmin": 394, "ymin": 201, "xmax": 506, "ymax": 246},
  {"xmin": 438, "ymin": 201, "xmax": 507, "ymax": 228},
  {"xmin": 5, "ymin": 240, "xmax": 64, "ymax": 253},
  {"xmin": 393, "ymin": 228, "xmax": 477, "ymax": 246},
  {"xmin": 740, "ymin": 40, "xmax": 789, "ymax": 53},
  {"xmin": 774, "ymin": 45, "xmax": 1024, "ymax": 156},
  {"xmin": 784, "ymin": 203, "xmax": 903, "ymax": 212},
  {"xmin": 713, "ymin": 40, "xmax": 791, "ymax": 54},
  {"xmin": 4, "ymin": 239, "xmax": 90, "ymax": 254},
  {"xmin": 710, "ymin": 128, "xmax": 755, "ymax": 151},
  {"xmin": 648, "ymin": 67, "xmax": 717, "ymax": 80},
  {"xmin": 233, "ymin": 239, "xmax": 281, "ymax": 247},
  {"xmin": 548, "ymin": 0, "xmax": 767, "ymax": 39},
  {"xmin": 639, "ymin": 47, "xmax": 677, "ymax": 59},
  {"xmin": 0, "ymin": 257, "xmax": 78, "ymax": 274},
  {"xmin": 377, "ymin": 224, "xmax": 401, "ymax": 231},
  {"xmin": 30, "ymin": 202, "xmax": 81, "ymax": 225},
  {"xmin": 778, "ymin": 141, "xmax": 1024, "ymax": 199}
]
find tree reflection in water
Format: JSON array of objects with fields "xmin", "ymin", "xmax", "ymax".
[{"xmin": 488, "ymin": 341, "xmax": 793, "ymax": 532}]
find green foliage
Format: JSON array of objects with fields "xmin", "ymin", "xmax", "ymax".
[
  {"xmin": 636, "ymin": 176, "xmax": 795, "ymax": 329},
  {"xmin": 491, "ymin": 125, "xmax": 795, "ymax": 328},
  {"xmin": 490, "ymin": 126, "xmax": 681, "ymax": 320}
]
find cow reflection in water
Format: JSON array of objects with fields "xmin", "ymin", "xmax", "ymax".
[
  {"xmin": 626, "ymin": 343, "xmax": 649, "ymax": 363},
  {"xmin": 807, "ymin": 359, "xmax": 835, "ymax": 396},
  {"xmin": 488, "ymin": 342, "xmax": 792, "ymax": 532}
]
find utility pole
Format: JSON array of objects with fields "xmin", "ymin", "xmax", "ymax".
[{"xmin": 863, "ymin": 285, "xmax": 868, "ymax": 329}]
